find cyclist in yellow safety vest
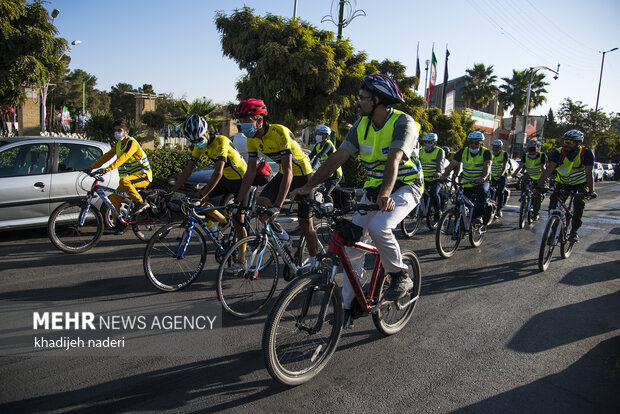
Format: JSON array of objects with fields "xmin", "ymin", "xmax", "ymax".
[
  {"xmin": 86, "ymin": 119, "xmax": 152, "ymax": 234},
  {"xmin": 441, "ymin": 131, "xmax": 492, "ymax": 225},
  {"xmin": 490, "ymin": 139, "xmax": 509, "ymax": 218},
  {"xmin": 308, "ymin": 124, "xmax": 342, "ymax": 204},
  {"xmin": 291, "ymin": 74, "xmax": 422, "ymax": 327},
  {"xmin": 537, "ymin": 129, "xmax": 597, "ymax": 242},
  {"xmin": 419, "ymin": 133, "xmax": 445, "ymax": 222},
  {"xmin": 513, "ymin": 139, "xmax": 547, "ymax": 220}
]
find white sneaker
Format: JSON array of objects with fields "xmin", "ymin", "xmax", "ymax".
[{"xmin": 224, "ymin": 262, "xmax": 245, "ymax": 274}]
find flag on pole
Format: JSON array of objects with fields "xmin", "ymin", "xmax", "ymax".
[
  {"xmin": 415, "ymin": 42, "xmax": 421, "ymax": 90},
  {"xmin": 441, "ymin": 47, "xmax": 450, "ymax": 113},
  {"xmin": 429, "ymin": 47, "xmax": 437, "ymax": 106}
]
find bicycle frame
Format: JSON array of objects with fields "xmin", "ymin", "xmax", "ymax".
[
  {"xmin": 547, "ymin": 192, "xmax": 575, "ymax": 245},
  {"xmin": 78, "ymin": 179, "xmax": 130, "ymax": 226},
  {"xmin": 451, "ymin": 186, "xmax": 475, "ymax": 234}
]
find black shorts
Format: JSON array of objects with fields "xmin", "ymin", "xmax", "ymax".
[
  {"xmin": 260, "ymin": 173, "xmax": 311, "ymax": 219},
  {"xmin": 205, "ymin": 177, "xmax": 242, "ymax": 204}
]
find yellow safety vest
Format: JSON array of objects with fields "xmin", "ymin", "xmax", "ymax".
[
  {"xmin": 461, "ymin": 147, "xmax": 489, "ymax": 188},
  {"xmin": 419, "ymin": 146, "xmax": 443, "ymax": 182},
  {"xmin": 525, "ymin": 153, "xmax": 544, "ymax": 180},
  {"xmin": 555, "ymin": 147, "xmax": 586, "ymax": 185},
  {"xmin": 315, "ymin": 140, "xmax": 342, "ymax": 177},
  {"xmin": 116, "ymin": 137, "xmax": 152, "ymax": 181},
  {"xmin": 357, "ymin": 109, "xmax": 422, "ymax": 190},
  {"xmin": 491, "ymin": 150, "xmax": 507, "ymax": 179}
]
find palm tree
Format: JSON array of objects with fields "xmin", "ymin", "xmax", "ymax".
[
  {"xmin": 461, "ymin": 63, "xmax": 499, "ymax": 110},
  {"xmin": 172, "ymin": 97, "xmax": 217, "ymax": 123},
  {"xmin": 499, "ymin": 69, "xmax": 549, "ymax": 136}
]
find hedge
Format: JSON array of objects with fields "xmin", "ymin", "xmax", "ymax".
[{"xmin": 144, "ymin": 148, "xmax": 212, "ymax": 188}]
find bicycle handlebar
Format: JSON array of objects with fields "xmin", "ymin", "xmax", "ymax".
[{"xmin": 295, "ymin": 196, "xmax": 379, "ymax": 218}]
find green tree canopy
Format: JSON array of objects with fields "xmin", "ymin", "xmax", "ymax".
[
  {"xmin": 109, "ymin": 82, "xmax": 136, "ymax": 122},
  {"xmin": 49, "ymin": 69, "xmax": 110, "ymax": 114},
  {"xmin": 461, "ymin": 63, "xmax": 499, "ymax": 110},
  {"xmin": 215, "ymin": 6, "xmax": 364, "ymax": 131},
  {"xmin": 0, "ymin": 0, "xmax": 69, "ymax": 105},
  {"xmin": 499, "ymin": 69, "xmax": 549, "ymax": 130}
]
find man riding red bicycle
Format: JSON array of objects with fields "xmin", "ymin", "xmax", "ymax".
[{"xmin": 291, "ymin": 74, "xmax": 422, "ymax": 326}]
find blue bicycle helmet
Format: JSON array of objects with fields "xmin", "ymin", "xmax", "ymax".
[
  {"xmin": 467, "ymin": 131, "xmax": 485, "ymax": 141},
  {"xmin": 491, "ymin": 139, "xmax": 503, "ymax": 148}
]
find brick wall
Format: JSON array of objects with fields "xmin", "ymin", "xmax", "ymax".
[{"xmin": 17, "ymin": 88, "xmax": 41, "ymax": 136}]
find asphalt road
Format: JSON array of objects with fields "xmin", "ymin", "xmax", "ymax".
[{"xmin": 0, "ymin": 181, "xmax": 618, "ymax": 413}]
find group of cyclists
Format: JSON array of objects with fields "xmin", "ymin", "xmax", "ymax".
[{"xmin": 82, "ymin": 73, "xmax": 598, "ymax": 323}]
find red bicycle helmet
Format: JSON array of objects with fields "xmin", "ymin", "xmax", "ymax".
[{"xmin": 234, "ymin": 99, "xmax": 268, "ymax": 118}]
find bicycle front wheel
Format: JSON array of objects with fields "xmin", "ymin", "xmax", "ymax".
[
  {"xmin": 48, "ymin": 201, "xmax": 103, "ymax": 254},
  {"xmin": 518, "ymin": 196, "xmax": 528, "ymax": 229},
  {"xmin": 436, "ymin": 209, "xmax": 462, "ymax": 258},
  {"xmin": 262, "ymin": 272, "xmax": 344, "ymax": 386},
  {"xmin": 372, "ymin": 251, "xmax": 421, "ymax": 335},
  {"xmin": 216, "ymin": 235, "xmax": 279, "ymax": 318},
  {"xmin": 400, "ymin": 209, "xmax": 421, "ymax": 238},
  {"xmin": 469, "ymin": 222, "xmax": 485, "ymax": 247},
  {"xmin": 560, "ymin": 220, "xmax": 574, "ymax": 259},
  {"xmin": 538, "ymin": 215, "xmax": 560, "ymax": 272},
  {"xmin": 132, "ymin": 209, "xmax": 173, "ymax": 242},
  {"xmin": 143, "ymin": 223, "xmax": 207, "ymax": 291}
]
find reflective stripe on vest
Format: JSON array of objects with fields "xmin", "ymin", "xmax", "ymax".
[
  {"xmin": 116, "ymin": 137, "xmax": 152, "ymax": 181},
  {"xmin": 461, "ymin": 147, "xmax": 488, "ymax": 187},
  {"xmin": 357, "ymin": 109, "xmax": 422, "ymax": 189},
  {"xmin": 491, "ymin": 150, "xmax": 507, "ymax": 178},
  {"xmin": 555, "ymin": 147, "xmax": 586, "ymax": 185},
  {"xmin": 420, "ymin": 146, "xmax": 441, "ymax": 181},
  {"xmin": 525, "ymin": 153, "xmax": 544, "ymax": 180}
]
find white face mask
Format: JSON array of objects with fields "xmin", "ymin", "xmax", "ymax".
[
  {"xmin": 114, "ymin": 131, "xmax": 124, "ymax": 141},
  {"xmin": 424, "ymin": 143, "xmax": 434, "ymax": 151},
  {"xmin": 469, "ymin": 147, "xmax": 480, "ymax": 155}
]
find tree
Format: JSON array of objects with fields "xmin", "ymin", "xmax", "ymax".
[
  {"xmin": 138, "ymin": 84, "xmax": 155, "ymax": 94},
  {"xmin": 543, "ymin": 108, "xmax": 563, "ymax": 139},
  {"xmin": 215, "ymin": 6, "xmax": 365, "ymax": 131},
  {"xmin": 49, "ymin": 69, "xmax": 110, "ymax": 116},
  {"xmin": 461, "ymin": 63, "xmax": 499, "ymax": 110},
  {"xmin": 426, "ymin": 108, "xmax": 474, "ymax": 151},
  {"xmin": 173, "ymin": 97, "xmax": 217, "ymax": 123},
  {"xmin": 499, "ymin": 69, "xmax": 549, "ymax": 135},
  {"xmin": 109, "ymin": 82, "xmax": 136, "ymax": 122},
  {"xmin": 0, "ymin": 1, "xmax": 69, "ymax": 105}
]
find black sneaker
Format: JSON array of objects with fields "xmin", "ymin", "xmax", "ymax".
[
  {"xmin": 568, "ymin": 232, "xmax": 579, "ymax": 243},
  {"xmin": 104, "ymin": 221, "xmax": 126, "ymax": 235},
  {"xmin": 383, "ymin": 271, "xmax": 413, "ymax": 301},
  {"xmin": 533, "ymin": 213, "xmax": 540, "ymax": 221}
]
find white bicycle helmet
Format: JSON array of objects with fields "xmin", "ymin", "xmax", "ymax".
[
  {"xmin": 422, "ymin": 132, "xmax": 438, "ymax": 142},
  {"xmin": 563, "ymin": 129, "xmax": 584, "ymax": 142},
  {"xmin": 183, "ymin": 114, "xmax": 208, "ymax": 144},
  {"xmin": 315, "ymin": 125, "xmax": 331, "ymax": 135},
  {"xmin": 467, "ymin": 131, "xmax": 485, "ymax": 141},
  {"xmin": 491, "ymin": 139, "xmax": 503, "ymax": 148}
]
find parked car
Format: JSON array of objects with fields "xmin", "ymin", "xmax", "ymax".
[
  {"xmin": 602, "ymin": 163, "xmax": 614, "ymax": 180},
  {"xmin": 0, "ymin": 136, "xmax": 119, "ymax": 231},
  {"xmin": 593, "ymin": 162, "xmax": 604, "ymax": 182}
]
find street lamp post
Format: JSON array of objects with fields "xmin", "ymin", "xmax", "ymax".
[
  {"xmin": 595, "ymin": 47, "xmax": 618, "ymax": 113},
  {"xmin": 41, "ymin": 40, "xmax": 81, "ymax": 134},
  {"xmin": 520, "ymin": 64, "xmax": 560, "ymax": 149}
]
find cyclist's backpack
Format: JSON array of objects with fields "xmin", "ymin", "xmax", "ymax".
[{"xmin": 332, "ymin": 187, "xmax": 356, "ymax": 210}]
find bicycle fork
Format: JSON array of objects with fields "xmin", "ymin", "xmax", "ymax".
[{"xmin": 297, "ymin": 265, "xmax": 338, "ymax": 335}]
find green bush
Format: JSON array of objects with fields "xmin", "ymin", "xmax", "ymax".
[
  {"xmin": 144, "ymin": 148, "xmax": 212, "ymax": 188},
  {"xmin": 342, "ymin": 156, "xmax": 366, "ymax": 188}
]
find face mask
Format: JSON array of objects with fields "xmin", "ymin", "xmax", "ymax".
[
  {"xmin": 469, "ymin": 147, "xmax": 480, "ymax": 155},
  {"xmin": 240, "ymin": 122, "xmax": 257, "ymax": 138},
  {"xmin": 493, "ymin": 150, "xmax": 501, "ymax": 156},
  {"xmin": 424, "ymin": 143, "xmax": 433, "ymax": 151},
  {"xmin": 528, "ymin": 154, "xmax": 538, "ymax": 159},
  {"xmin": 114, "ymin": 131, "xmax": 124, "ymax": 141},
  {"xmin": 193, "ymin": 139, "xmax": 208, "ymax": 149}
]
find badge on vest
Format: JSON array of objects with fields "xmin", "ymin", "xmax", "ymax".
[{"xmin": 382, "ymin": 147, "xmax": 389, "ymax": 155}]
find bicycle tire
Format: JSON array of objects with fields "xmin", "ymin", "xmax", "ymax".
[
  {"xmin": 400, "ymin": 208, "xmax": 421, "ymax": 238},
  {"xmin": 518, "ymin": 196, "xmax": 527, "ymax": 229},
  {"xmin": 48, "ymin": 201, "xmax": 103, "ymax": 254},
  {"xmin": 372, "ymin": 251, "xmax": 421, "ymax": 335},
  {"xmin": 216, "ymin": 235, "xmax": 279, "ymax": 318},
  {"xmin": 436, "ymin": 209, "xmax": 462, "ymax": 258},
  {"xmin": 468, "ymin": 222, "xmax": 485, "ymax": 247},
  {"xmin": 101, "ymin": 201, "xmax": 129, "ymax": 229},
  {"xmin": 132, "ymin": 209, "xmax": 173, "ymax": 242},
  {"xmin": 425, "ymin": 205, "xmax": 441, "ymax": 231},
  {"xmin": 538, "ymin": 215, "xmax": 560, "ymax": 272},
  {"xmin": 560, "ymin": 220, "xmax": 574, "ymax": 259},
  {"xmin": 262, "ymin": 272, "xmax": 344, "ymax": 386},
  {"xmin": 143, "ymin": 223, "xmax": 207, "ymax": 291}
]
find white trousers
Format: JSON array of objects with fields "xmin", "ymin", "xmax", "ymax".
[{"xmin": 342, "ymin": 184, "xmax": 421, "ymax": 309}]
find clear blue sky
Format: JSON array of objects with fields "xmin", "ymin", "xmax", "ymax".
[{"xmin": 48, "ymin": 0, "xmax": 620, "ymax": 118}]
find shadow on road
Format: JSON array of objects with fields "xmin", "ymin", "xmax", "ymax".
[
  {"xmin": 453, "ymin": 336, "xmax": 620, "ymax": 413},
  {"xmin": 560, "ymin": 260, "xmax": 620, "ymax": 286}
]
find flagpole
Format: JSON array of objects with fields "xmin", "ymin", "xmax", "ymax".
[
  {"xmin": 428, "ymin": 43, "xmax": 436, "ymax": 108},
  {"xmin": 415, "ymin": 41, "xmax": 420, "ymax": 92},
  {"xmin": 423, "ymin": 59, "xmax": 430, "ymax": 109},
  {"xmin": 441, "ymin": 44, "xmax": 450, "ymax": 114}
]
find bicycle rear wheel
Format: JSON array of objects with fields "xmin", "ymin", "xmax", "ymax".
[
  {"xmin": 132, "ymin": 209, "xmax": 173, "ymax": 242},
  {"xmin": 436, "ymin": 209, "xmax": 462, "ymax": 258},
  {"xmin": 216, "ymin": 235, "xmax": 279, "ymax": 318},
  {"xmin": 372, "ymin": 251, "xmax": 421, "ymax": 335},
  {"xmin": 560, "ymin": 220, "xmax": 574, "ymax": 259},
  {"xmin": 292, "ymin": 222, "xmax": 332, "ymax": 278},
  {"xmin": 262, "ymin": 272, "xmax": 344, "ymax": 386},
  {"xmin": 538, "ymin": 215, "xmax": 560, "ymax": 272},
  {"xmin": 48, "ymin": 201, "xmax": 103, "ymax": 254},
  {"xmin": 143, "ymin": 223, "xmax": 207, "ymax": 291},
  {"xmin": 400, "ymin": 209, "xmax": 421, "ymax": 238}
]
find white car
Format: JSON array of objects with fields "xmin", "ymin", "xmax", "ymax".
[
  {"xmin": 602, "ymin": 163, "xmax": 614, "ymax": 180},
  {"xmin": 0, "ymin": 136, "xmax": 119, "ymax": 230}
]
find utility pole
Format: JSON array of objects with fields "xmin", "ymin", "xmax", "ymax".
[{"xmin": 595, "ymin": 47, "xmax": 618, "ymax": 113}]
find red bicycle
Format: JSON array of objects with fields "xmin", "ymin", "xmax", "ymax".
[{"xmin": 262, "ymin": 199, "xmax": 421, "ymax": 386}]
